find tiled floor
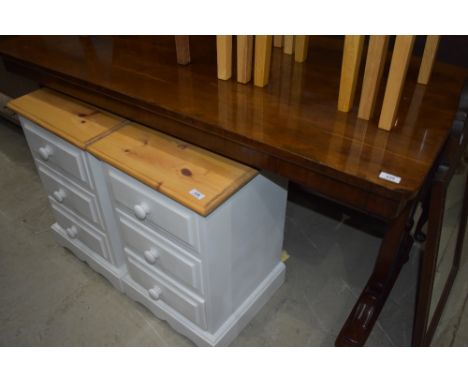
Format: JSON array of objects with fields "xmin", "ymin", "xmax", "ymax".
[{"xmin": 0, "ymin": 118, "xmax": 467, "ymax": 346}]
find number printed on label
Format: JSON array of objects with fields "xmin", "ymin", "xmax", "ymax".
[
  {"xmin": 189, "ymin": 188, "xmax": 206, "ymax": 200},
  {"xmin": 379, "ymin": 171, "xmax": 401, "ymax": 184}
]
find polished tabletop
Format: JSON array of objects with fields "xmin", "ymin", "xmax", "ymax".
[{"xmin": 1, "ymin": 36, "xmax": 466, "ymax": 219}]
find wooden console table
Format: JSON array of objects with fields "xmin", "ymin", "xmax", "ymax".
[{"xmin": 1, "ymin": 35, "xmax": 467, "ymax": 346}]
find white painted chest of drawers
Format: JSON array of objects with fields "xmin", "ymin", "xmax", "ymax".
[
  {"xmin": 11, "ymin": 89, "xmax": 288, "ymax": 346},
  {"xmin": 21, "ymin": 117, "xmax": 127, "ymax": 290}
]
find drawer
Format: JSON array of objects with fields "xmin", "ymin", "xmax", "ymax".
[
  {"xmin": 37, "ymin": 162, "xmax": 103, "ymax": 228},
  {"xmin": 127, "ymin": 256, "xmax": 206, "ymax": 329},
  {"xmin": 117, "ymin": 211, "xmax": 203, "ymax": 294},
  {"xmin": 21, "ymin": 117, "xmax": 92, "ymax": 188},
  {"xmin": 50, "ymin": 202, "xmax": 111, "ymax": 261},
  {"xmin": 106, "ymin": 166, "xmax": 200, "ymax": 251}
]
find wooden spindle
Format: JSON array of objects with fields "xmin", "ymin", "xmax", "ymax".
[
  {"xmin": 358, "ymin": 36, "xmax": 389, "ymax": 120},
  {"xmin": 294, "ymin": 35, "xmax": 310, "ymax": 63},
  {"xmin": 417, "ymin": 36, "xmax": 440, "ymax": 85},
  {"xmin": 254, "ymin": 35, "xmax": 273, "ymax": 87},
  {"xmin": 378, "ymin": 35, "xmax": 415, "ymax": 131},
  {"xmin": 283, "ymin": 36, "xmax": 294, "ymax": 55},
  {"xmin": 175, "ymin": 36, "xmax": 191, "ymax": 65},
  {"xmin": 273, "ymin": 36, "xmax": 283, "ymax": 48},
  {"xmin": 337, "ymin": 35, "xmax": 365, "ymax": 112},
  {"xmin": 216, "ymin": 35, "xmax": 232, "ymax": 80},
  {"xmin": 237, "ymin": 35, "xmax": 253, "ymax": 84}
]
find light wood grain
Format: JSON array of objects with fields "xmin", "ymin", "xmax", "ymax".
[
  {"xmin": 283, "ymin": 36, "xmax": 294, "ymax": 55},
  {"xmin": 294, "ymin": 35, "xmax": 310, "ymax": 63},
  {"xmin": 337, "ymin": 35, "xmax": 365, "ymax": 112},
  {"xmin": 175, "ymin": 36, "xmax": 191, "ymax": 65},
  {"xmin": 216, "ymin": 35, "xmax": 232, "ymax": 80},
  {"xmin": 417, "ymin": 36, "xmax": 440, "ymax": 85},
  {"xmin": 273, "ymin": 36, "xmax": 283, "ymax": 48},
  {"xmin": 7, "ymin": 88, "xmax": 125, "ymax": 149},
  {"xmin": 254, "ymin": 35, "xmax": 273, "ymax": 88},
  {"xmin": 87, "ymin": 123, "xmax": 257, "ymax": 216},
  {"xmin": 378, "ymin": 35, "xmax": 415, "ymax": 131},
  {"xmin": 237, "ymin": 35, "xmax": 253, "ymax": 84},
  {"xmin": 358, "ymin": 35, "xmax": 389, "ymax": 120}
]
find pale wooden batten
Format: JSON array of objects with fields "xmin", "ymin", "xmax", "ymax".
[
  {"xmin": 358, "ymin": 36, "xmax": 389, "ymax": 120},
  {"xmin": 418, "ymin": 36, "xmax": 440, "ymax": 85},
  {"xmin": 175, "ymin": 36, "xmax": 191, "ymax": 65},
  {"xmin": 337, "ymin": 35, "xmax": 365, "ymax": 113},
  {"xmin": 378, "ymin": 35, "xmax": 415, "ymax": 131},
  {"xmin": 237, "ymin": 35, "xmax": 254, "ymax": 84},
  {"xmin": 283, "ymin": 35, "xmax": 294, "ymax": 55},
  {"xmin": 216, "ymin": 36, "xmax": 233, "ymax": 80},
  {"xmin": 254, "ymin": 35, "xmax": 273, "ymax": 87},
  {"xmin": 294, "ymin": 36, "xmax": 310, "ymax": 63}
]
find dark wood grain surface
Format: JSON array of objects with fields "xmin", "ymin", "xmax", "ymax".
[{"xmin": 1, "ymin": 36, "xmax": 466, "ymax": 219}]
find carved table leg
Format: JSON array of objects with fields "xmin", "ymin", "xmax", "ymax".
[{"xmin": 335, "ymin": 202, "xmax": 415, "ymax": 346}]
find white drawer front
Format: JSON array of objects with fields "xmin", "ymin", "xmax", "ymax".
[
  {"xmin": 21, "ymin": 117, "xmax": 92, "ymax": 188},
  {"xmin": 38, "ymin": 162, "xmax": 103, "ymax": 228},
  {"xmin": 117, "ymin": 211, "xmax": 203, "ymax": 294},
  {"xmin": 127, "ymin": 257, "xmax": 206, "ymax": 329},
  {"xmin": 50, "ymin": 202, "xmax": 110, "ymax": 261},
  {"xmin": 106, "ymin": 166, "xmax": 199, "ymax": 251}
]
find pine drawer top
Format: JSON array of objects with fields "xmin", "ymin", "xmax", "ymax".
[
  {"xmin": 87, "ymin": 123, "xmax": 258, "ymax": 216},
  {"xmin": 7, "ymin": 88, "xmax": 125, "ymax": 149}
]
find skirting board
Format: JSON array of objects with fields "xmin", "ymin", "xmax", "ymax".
[{"xmin": 122, "ymin": 262, "xmax": 286, "ymax": 346}]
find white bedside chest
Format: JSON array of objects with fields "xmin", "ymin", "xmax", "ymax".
[{"xmin": 9, "ymin": 88, "xmax": 288, "ymax": 346}]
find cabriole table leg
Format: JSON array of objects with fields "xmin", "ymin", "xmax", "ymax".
[{"xmin": 335, "ymin": 203, "xmax": 415, "ymax": 346}]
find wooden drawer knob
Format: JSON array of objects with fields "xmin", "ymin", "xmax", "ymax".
[
  {"xmin": 133, "ymin": 202, "xmax": 149, "ymax": 220},
  {"xmin": 53, "ymin": 189, "xmax": 66, "ymax": 203},
  {"xmin": 38, "ymin": 145, "xmax": 53, "ymax": 161},
  {"xmin": 144, "ymin": 248, "xmax": 160, "ymax": 264},
  {"xmin": 148, "ymin": 286, "xmax": 162, "ymax": 301},
  {"xmin": 66, "ymin": 225, "xmax": 78, "ymax": 239}
]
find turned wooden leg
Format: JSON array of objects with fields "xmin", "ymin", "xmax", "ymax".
[{"xmin": 335, "ymin": 203, "xmax": 415, "ymax": 346}]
